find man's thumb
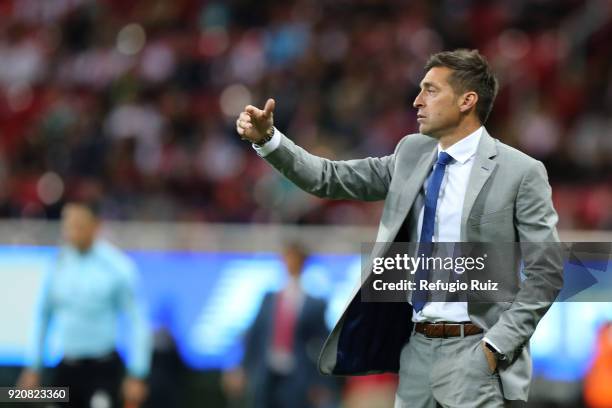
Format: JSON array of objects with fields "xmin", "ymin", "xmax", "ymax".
[{"xmin": 263, "ymin": 98, "xmax": 275, "ymax": 117}]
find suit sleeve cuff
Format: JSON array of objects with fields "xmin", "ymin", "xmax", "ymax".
[
  {"xmin": 252, "ymin": 127, "xmax": 282, "ymax": 157},
  {"xmin": 483, "ymin": 337, "xmax": 507, "ymax": 360}
]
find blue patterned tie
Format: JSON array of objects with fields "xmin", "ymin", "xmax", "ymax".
[{"xmin": 412, "ymin": 151, "xmax": 454, "ymax": 312}]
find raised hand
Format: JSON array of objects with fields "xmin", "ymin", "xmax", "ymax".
[{"xmin": 236, "ymin": 98, "xmax": 275, "ymax": 145}]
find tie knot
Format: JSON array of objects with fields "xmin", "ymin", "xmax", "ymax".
[{"xmin": 437, "ymin": 151, "xmax": 453, "ymax": 166}]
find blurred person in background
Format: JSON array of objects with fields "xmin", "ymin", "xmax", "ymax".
[
  {"xmin": 143, "ymin": 305, "xmax": 188, "ymax": 408},
  {"xmin": 584, "ymin": 321, "xmax": 612, "ymax": 408},
  {"xmin": 342, "ymin": 374, "xmax": 398, "ymax": 408},
  {"xmin": 222, "ymin": 243, "xmax": 338, "ymax": 408},
  {"xmin": 16, "ymin": 202, "xmax": 152, "ymax": 408}
]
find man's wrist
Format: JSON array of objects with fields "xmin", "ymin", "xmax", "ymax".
[
  {"xmin": 252, "ymin": 127, "xmax": 281, "ymax": 157},
  {"xmin": 254, "ymin": 126, "xmax": 275, "ymax": 147},
  {"xmin": 483, "ymin": 339, "xmax": 506, "ymax": 361}
]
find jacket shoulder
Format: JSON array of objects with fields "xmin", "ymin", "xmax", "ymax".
[
  {"xmin": 493, "ymin": 138, "xmax": 543, "ymax": 170},
  {"xmin": 396, "ymin": 133, "xmax": 434, "ymax": 148},
  {"xmin": 394, "ymin": 133, "xmax": 436, "ymax": 155}
]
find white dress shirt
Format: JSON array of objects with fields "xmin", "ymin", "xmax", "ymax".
[{"xmin": 412, "ymin": 126, "xmax": 483, "ymax": 323}]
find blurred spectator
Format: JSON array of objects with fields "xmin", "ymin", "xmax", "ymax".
[
  {"xmin": 142, "ymin": 298, "xmax": 189, "ymax": 408},
  {"xmin": 0, "ymin": 0, "xmax": 610, "ymax": 227},
  {"xmin": 16, "ymin": 201, "xmax": 152, "ymax": 408},
  {"xmin": 221, "ymin": 243, "xmax": 338, "ymax": 408},
  {"xmin": 584, "ymin": 322, "xmax": 612, "ymax": 408},
  {"xmin": 342, "ymin": 374, "xmax": 398, "ymax": 408},
  {"xmin": 143, "ymin": 327, "xmax": 188, "ymax": 408}
]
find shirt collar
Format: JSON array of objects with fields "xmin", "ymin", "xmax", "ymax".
[
  {"xmin": 65, "ymin": 239, "xmax": 101, "ymax": 257},
  {"xmin": 437, "ymin": 126, "xmax": 483, "ymax": 165}
]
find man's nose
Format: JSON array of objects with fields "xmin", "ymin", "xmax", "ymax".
[{"xmin": 413, "ymin": 91, "xmax": 424, "ymax": 108}]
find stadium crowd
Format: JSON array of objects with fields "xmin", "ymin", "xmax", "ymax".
[{"xmin": 0, "ymin": 0, "xmax": 610, "ymax": 229}]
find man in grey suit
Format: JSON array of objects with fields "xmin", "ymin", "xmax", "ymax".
[{"xmin": 235, "ymin": 49, "xmax": 563, "ymax": 407}]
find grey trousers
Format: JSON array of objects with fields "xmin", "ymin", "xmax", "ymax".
[{"xmin": 394, "ymin": 329, "xmax": 516, "ymax": 408}]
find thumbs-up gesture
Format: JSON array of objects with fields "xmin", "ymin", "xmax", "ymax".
[{"xmin": 236, "ymin": 98, "xmax": 275, "ymax": 145}]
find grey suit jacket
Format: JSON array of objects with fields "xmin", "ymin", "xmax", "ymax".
[{"xmin": 262, "ymin": 128, "xmax": 563, "ymax": 401}]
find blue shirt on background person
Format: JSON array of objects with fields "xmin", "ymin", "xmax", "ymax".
[
  {"xmin": 17, "ymin": 202, "xmax": 152, "ymax": 407},
  {"xmin": 29, "ymin": 239, "xmax": 152, "ymax": 379}
]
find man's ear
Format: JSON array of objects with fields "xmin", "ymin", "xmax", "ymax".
[{"xmin": 459, "ymin": 91, "xmax": 478, "ymax": 114}]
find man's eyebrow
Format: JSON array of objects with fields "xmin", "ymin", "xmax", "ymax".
[{"xmin": 420, "ymin": 81, "xmax": 438, "ymax": 89}]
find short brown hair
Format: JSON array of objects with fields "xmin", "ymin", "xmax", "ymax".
[{"xmin": 424, "ymin": 49, "xmax": 499, "ymax": 124}]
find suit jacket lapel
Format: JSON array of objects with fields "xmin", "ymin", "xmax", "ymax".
[
  {"xmin": 391, "ymin": 146, "xmax": 437, "ymax": 240},
  {"xmin": 367, "ymin": 144, "xmax": 436, "ymax": 279},
  {"xmin": 460, "ymin": 129, "xmax": 498, "ymax": 241}
]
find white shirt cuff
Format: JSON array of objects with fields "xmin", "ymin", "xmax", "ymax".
[
  {"xmin": 252, "ymin": 127, "xmax": 281, "ymax": 157},
  {"xmin": 483, "ymin": 337, "xmax": 502, "ymax": 354}
]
